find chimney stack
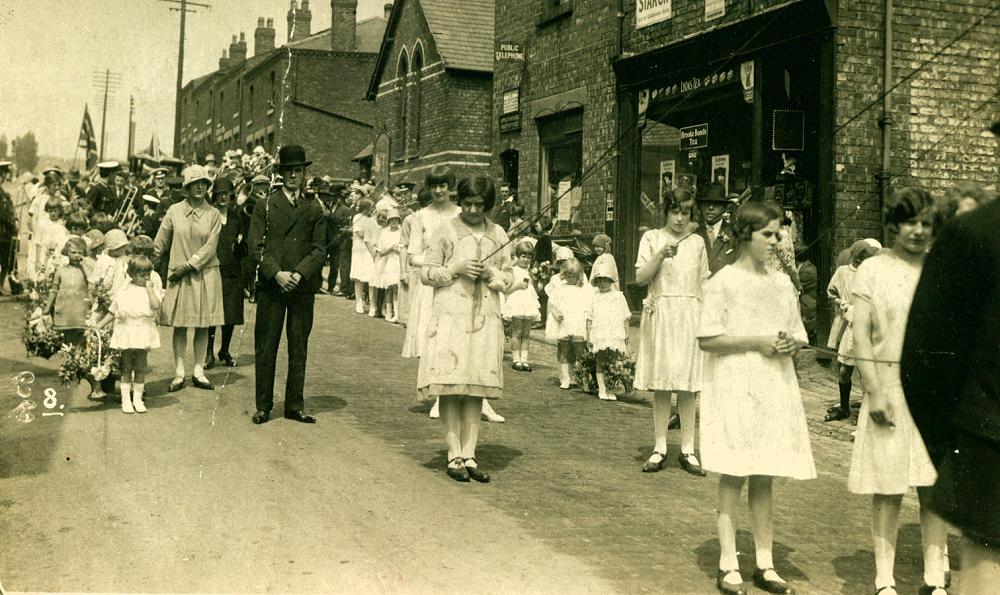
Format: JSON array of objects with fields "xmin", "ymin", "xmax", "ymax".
[
  {"xmin": 219, "ymin": 48, "xmax": 230, "ymax": 70},
  {"xmin": 287, "ymin": 0, "xmax": 312, "ymax": 43},
  {"xmin": 254, "ymin": 16, "xmax": 277, "ymax": 55},
  {"xmin": 384, "ymin": 2, "xmax": 393, "ymax": 20},
  {"xmin": 230, "ymin": 31, "xmax": 248, "ymax": 63},
  {"xmin": 331, "ymin": 0, "xmax": 358, "ymax": 52}
]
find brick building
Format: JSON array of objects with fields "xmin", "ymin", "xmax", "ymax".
[
  {"xmin": 178, "ymin": 0, "xmax": 390, "ymax": 181},
  {"xmin": 494, "ymin": 0, "xmax": 999, "ymax": 323},
  {"xmin": 365, "ymin": 0, "xmax": 494, "ymax": 188}
]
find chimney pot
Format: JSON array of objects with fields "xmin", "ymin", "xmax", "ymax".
[
  {"xmin": 240, "ymin": 31, "xmax": 246, "ymax": 42},
  {"xmin": 267, "ymin": 17, "xmax": 274, "ymax": 27},
  {"xmin": 258, "ymin": 16, "xmax": 264, "ymax": 27},
  {"xmin": 232, "ymin": 34, "xmax": 237, "ymax": 43},
  {"xmin": 331, "ymin": 0, "xmax": 359, "ymax": 52},
  {"xmin": 303, "ymin": 0, "xmax": 310, "ymax": 9},
  {"xmin": 384, "ymin": 2, "xmax": 393, "ymax": 19}
]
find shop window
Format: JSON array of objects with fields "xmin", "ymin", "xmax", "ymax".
[
  {"xmin": 500, "ymin": 149, "xmax": 519, "ymax": 189},
  {"xmin": 538, "ymin": 110, "xmax": 583, "ymax": 235},
  {"xmin": 538, "ymin": 0, "xmax": 572, "ymax": 26}
]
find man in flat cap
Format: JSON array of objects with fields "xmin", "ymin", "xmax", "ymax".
[
  {"xmin": 87, "ymin": 161, "xmax": 122, "ymax": 215},
  {"xmin": 247, "ymin": 145, "xmax": 326, "ymax": 425}
]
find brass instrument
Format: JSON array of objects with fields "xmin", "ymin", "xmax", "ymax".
[{"xmin": 113, "ymin": 184, "xmax": 141, "ymax": 235}]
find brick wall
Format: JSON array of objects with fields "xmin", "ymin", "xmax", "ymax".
[
  {"xmin": 371, "ymin": 0, "xmax": 492, "ymax": 186},
  {"xmin": 834, "ymin": 0, "xmax": 999, "ymax": 256},
  {"xmin": 493, "ymin": 0, "xmax": 619, "ymax": 237}
]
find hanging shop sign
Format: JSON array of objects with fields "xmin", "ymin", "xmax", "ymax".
[
  {"xmin": 373, "ymin": 133, "xmax": 390, "ymax": 188},
  {"xmin": 705, "ymin": 0, "xmax": 725, "ymax": 20},
  {"xmin": 679, "ymin": 124, "xmax": 708, "ymax": 150},
  {"xmin": 741, "ymin": 60, "xmax": 755, "ymax": 103},
  {"xmin": 636, "ymin": 0, "xmax": 672, "ymax": 29},
  {"xmin": 495, "ymin": 42, "xmax": 524, "ymax": 62},
  {"xmin": 499, "ymin": 88, "xmax": 522, "ymax": 133}
]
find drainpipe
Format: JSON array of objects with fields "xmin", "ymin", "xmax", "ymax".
[{"xmin": 877, "ymin": 0, "xmax": 893, "ymax": 240}]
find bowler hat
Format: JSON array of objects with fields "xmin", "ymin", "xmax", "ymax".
[
  {"xmin": 697, "ymin": 183, "xmax": 729, "ymax": 203},
  {"xmin": 275, "ymin": 145, "xmax": 312, "ymax": 169}
]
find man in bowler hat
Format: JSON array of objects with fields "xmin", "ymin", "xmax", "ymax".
[
  {"xmin": 693, "ymin": 183, "xmax": 738, "ymax": 275},
  {"xmin": 247, "ymin": 145, "xmax": 326, "ymax": 424}
]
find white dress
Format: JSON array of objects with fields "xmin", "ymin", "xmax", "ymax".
[
  {"xmin": 350, "ymin": 214, "xmax": 376, "ymax": 283},
  {"xmin": 502, "ymin": 264, "xmax": 540, "ymax": 321},
  {"xmin": 401, "ymin": 204, "xmax": 460, "ymax": 358},
  {"xmin": 547, "ymin": 282, "xmax": 592, "ymax": 340},
  {"xmin": 697, "ymin": 266, "xmax": 816, "ymax": 479},
  {"xmin": 588, "ymin": 290, "xmax": 631, "ymax": 352},
  {"xmin": 848, "ymin": 253, "xmax": 937, "ymax": 494},
  {"xmin": 633, "ymin": 229, "xmax": 709, "ymax": 392},
  {"xmin": 374, "ymin": 228, "xmax": 402, "ymax": 288},
  {"xmin": 109, "ymin": 283, "xmax": 163, "ymax": 350}
]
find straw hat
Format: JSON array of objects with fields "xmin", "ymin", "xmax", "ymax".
[
  {"xmin": 182, "ymin": 165, "xmax": 212, "ymax": 188},
  {"xmin": 104, "ymin": 229, "xmax": 129, "ymax": 252}
]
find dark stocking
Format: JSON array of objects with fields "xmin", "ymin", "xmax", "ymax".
[{"xmin": 220, "ymin": 324, "xmax": 235, "ymax": 356}]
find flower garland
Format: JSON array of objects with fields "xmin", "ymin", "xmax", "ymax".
[
  {"xmin": 21, "ymin": 271, "xmax": 63, "ymax": 359},
  {"xmin": 572, "ymin": 347, "xmax": 636, "ymax": 395},
  {"xmin": 57, "ymin": 327, "xmax": 120, "ymax": 385}
]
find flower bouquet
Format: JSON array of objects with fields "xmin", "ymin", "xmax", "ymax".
[
  {"xmin": 57, "ymin": 327, "xmax": 120, "ymax": 386},
  {"xmin": 572, "ymin": 347, "xmax": 636, "ymax": 396},
  {"xmin": 21, "ymin": 270, "xmax": 63, "ymax": 359},
  {"xmin": 529, "ymin": 260, "xmax": 553, "ymax": 294}
]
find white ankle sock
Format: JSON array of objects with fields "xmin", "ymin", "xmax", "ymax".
[
  {"xmin": 132, "ymin": 383, "xmax": 146, "ymax": 413},
  {"xmin": 120, "ymin": 383, "xmax": 134, "ymax": 413}
]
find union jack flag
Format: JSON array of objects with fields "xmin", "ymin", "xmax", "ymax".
[{"xmin": 78, "ymin": 105, "xmax": 98, "ymax": 170}]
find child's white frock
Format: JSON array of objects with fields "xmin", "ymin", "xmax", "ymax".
[
  {"xmin": 503, "ymin": 265, "xmax": 540, "ymax": 320},
  {"xmin": 109, "ymin": 284, "xmax": 162, "ymax": 350},
  {"xmin": 697, "ymin": 265, "xmax": 816, "ymax": 479},
  {"xmin": 588, "ymin": 290, "xmax": 631, "ymax": 352},
  {"xmin": 350, "ymin": 214, "xmax": 375, "ymax": 283}
]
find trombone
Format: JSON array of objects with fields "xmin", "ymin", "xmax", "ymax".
[{"xmin": 113, "ymin": 184, "xmax": 141, "ymax": 235}]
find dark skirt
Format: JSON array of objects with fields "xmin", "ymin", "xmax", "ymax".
[
  {"xmin": 221, "ymin": 274, "xmax": 244, "ymax": 325},
  {"xmin": 929, "ymin": 430, "xmax": 1000, "ymax": 548}
]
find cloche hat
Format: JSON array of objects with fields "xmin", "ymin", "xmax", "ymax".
[{"xmin": 182, "ymin": 165, "xmax": 213, "ymax": 188}]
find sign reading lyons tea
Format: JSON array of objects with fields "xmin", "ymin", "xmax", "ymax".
[{"xmin": 636, "ymin": 0, "xmax": 672, "ymax": 29}]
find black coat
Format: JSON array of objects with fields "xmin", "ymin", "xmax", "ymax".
[
  {"xmin": 86, "ymin": 181, "xmax": 120, "ymax": 214},
  {"xmin": 902, "ymin": 200, "xmax": 1000, "ymax": 544},
  {"xmin": 247, "ymin": 189, "xmax": 326, "ymax": 296}
]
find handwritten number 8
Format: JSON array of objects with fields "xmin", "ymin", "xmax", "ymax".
[{"xmin": 43, "ymin": 388, "xmax": 58, "ymax": 409}]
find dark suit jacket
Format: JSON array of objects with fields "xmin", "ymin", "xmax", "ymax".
[
  {"xmin": 217, "ymin": 206, "xmax": 248, "ymax": 279},
  {"xmin": 247, "ymin": 189, "xmax": 326, "ymax": 296},
  {"xmin": 693, "ymin": 221, "xmax": 738, "ymax": 275},
  {"xmin": 86, "ymin": 181, "xmax": 120, "ymax": 214},
  {"xmin": 902, "ymin": 200, "xmax": 1000, "ymax": 464}
]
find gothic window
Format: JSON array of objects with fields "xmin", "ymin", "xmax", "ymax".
[
  {"xmin": 407, "ymin": 45, "xmax": 423, "ymax": 156},
  {"xmin": 394, "ymin": 50, "xmax": 409, "ymax": 160}
]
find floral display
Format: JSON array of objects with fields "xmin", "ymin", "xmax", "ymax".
[{"xmin": 572, "ymin": 347, "xmax": 636, "ymax": 396}]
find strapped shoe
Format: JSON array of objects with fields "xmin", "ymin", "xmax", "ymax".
[
  {"xmin": 716, "ymin": 569, "xmax": 746, "ymax": 595},
  {"xmin": 678, "ymin": 453, "xmax": 708, "ymax": 477},
  {"xmin": 642, "ymin": 451, "xmax": 666, "ymax": 473},
  {"xmin": 753, "ymin": 568, "xmax": 794, "ymax": 594},
  {"xmin": 446, "ymin": 457, "xmax": 470, "ymax": 482},
  {"xmin": 464, "ymin": 458, "xmax": 491, "ymax": 483}
]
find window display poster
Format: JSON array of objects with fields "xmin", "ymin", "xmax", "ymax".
[
  {"xmin": 556, "ymin": 178, "xmax": 573, "ymax": 221},
  {"xmin": 676, "ymin": 172, "xmax": 697, "ymax": 194},
  {"xmin": 712, "ymin": 154, "xmax": 730, "ymax": 194},
  {"xmin": 658, "ymin": 160, "xmax": 675, "ymax": 202}
]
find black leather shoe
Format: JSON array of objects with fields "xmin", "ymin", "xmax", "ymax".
[
  {"xmin": 512, "ymin": 362, "xmax": 524, "ymax": 371},
  {"xmin": 753, "ymin": 569, "xmax": 794, "ymax": 594},
  {"xmin": 168, "ymin": 377, "xmax": 186, "ymax": 392},
  {"xmin": 642, "ymin": 451, "xmax": 666, "ymax": 473},
  {"xmin": 204, "ymin": 353, "xmax": 216, "ymax": 370},
  {"xmin": 191, "ymin": 376, "xmax": 214, "ymax": 390},
  {"xmin": 679, "ymin": 453, "xmax": 708, "ymax": 476},
  {"xmin": 717, "ymin": 569, "xmax": 747, "ymax": 595},
  {"xmin": 218, "ymin": 352, "xmax": 237, "ymax": 367},
  {"xmin": 284, "ymin": 410, "xmax": 316, "ymax": 423},
  {"xmin": 464, "ymin": 458, "xmax": 491, "ymax": 483},
  {"xmin": 446, "ymin": 458, "xmax": 470, "ymax": 482},
  {"xmin": 252, "ymin": 410, "xmax": 270, "ymax": 424},
  {"xmin": 917, "ymin": 584, "xmax": 948, "ymax": 595},
  {"xmin": 522, "ymin": 363, "xmax": 532, "ymax": 372}
]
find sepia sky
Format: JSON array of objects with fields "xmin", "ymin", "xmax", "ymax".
[{"xmin": 0, "ymin": 0, "xmax": 388, "ymax": 163}]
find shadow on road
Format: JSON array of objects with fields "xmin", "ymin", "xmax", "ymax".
[
  {"xmin": 423, "ymin": 444, "xmax": 524, "ymax": 472},
  {"xmin": 308, "ymin": 395, "xmax": 347, "ymax": 413},
  {"xmin": 694, "ymin": 530, "xmax": 809, "ymax": 585}
]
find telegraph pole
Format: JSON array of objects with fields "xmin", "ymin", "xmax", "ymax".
[
  {"xmin": 159, "ymin": 0, "xmax": 211, "ymax": 157},
  {"xmin": 92, "ymin": 69, "xmax": 121, "ymax": 160},
  {"xmin": 127, "ymin": 95, "xmax": 136, "ymax": 158}
]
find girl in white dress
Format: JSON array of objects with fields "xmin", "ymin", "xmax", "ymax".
[
  {"xmin": 697, "ymin": 201, "xmax": 815, "ymax": 595},
  {"xmin": 350, "ymin": 198, "xmax": 375, "ymax": 314},
  {"xmin": 99, "ymin": 255, "xmax": 163, "ymax": 414},
  {"xmin": 375, "ymin": 209, "xmax": 403, "ymax": 322},
  {"xmin": 848, "ymin": 188, "xmax": 946, "ymax": 595},
  {"xmin": 547, "ymin": 258, "xmax": 592, "ymax": 389},
  {"xmin": 503, "ymin": 239, "xmax": 541, "ymax": 371},
  {"xmin": 586, "ymin": 258, "xmax": 631, "ymax": 400},
  {"xmin": 404, "ymin": 168, "xmax": 503, "ymax": 423},
  {"xmin": 634, "ymin": 189, "xmax": 710, "ymax": 475}
]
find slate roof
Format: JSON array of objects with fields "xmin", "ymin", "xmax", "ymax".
[
  {"xmin": 366, "ymin": 0, "xmax": 494, "ymax": 99},
  {"xmin": 420, "ymin": 0, "xmax": 494, "ymax": 73}
]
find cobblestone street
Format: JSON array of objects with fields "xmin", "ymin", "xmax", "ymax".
[{"xmin": 0, "ymin": 295, "xmax": 962, "ymax": 593}]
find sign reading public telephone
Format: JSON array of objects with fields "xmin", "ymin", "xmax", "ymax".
[{"xmin": 679, "ymin": 124, "xmax": 708, "ymax": 149}]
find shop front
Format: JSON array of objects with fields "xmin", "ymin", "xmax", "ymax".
[{"xmin": 613, "ymin": 2, "xmax": 836, "ymax": 311}]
